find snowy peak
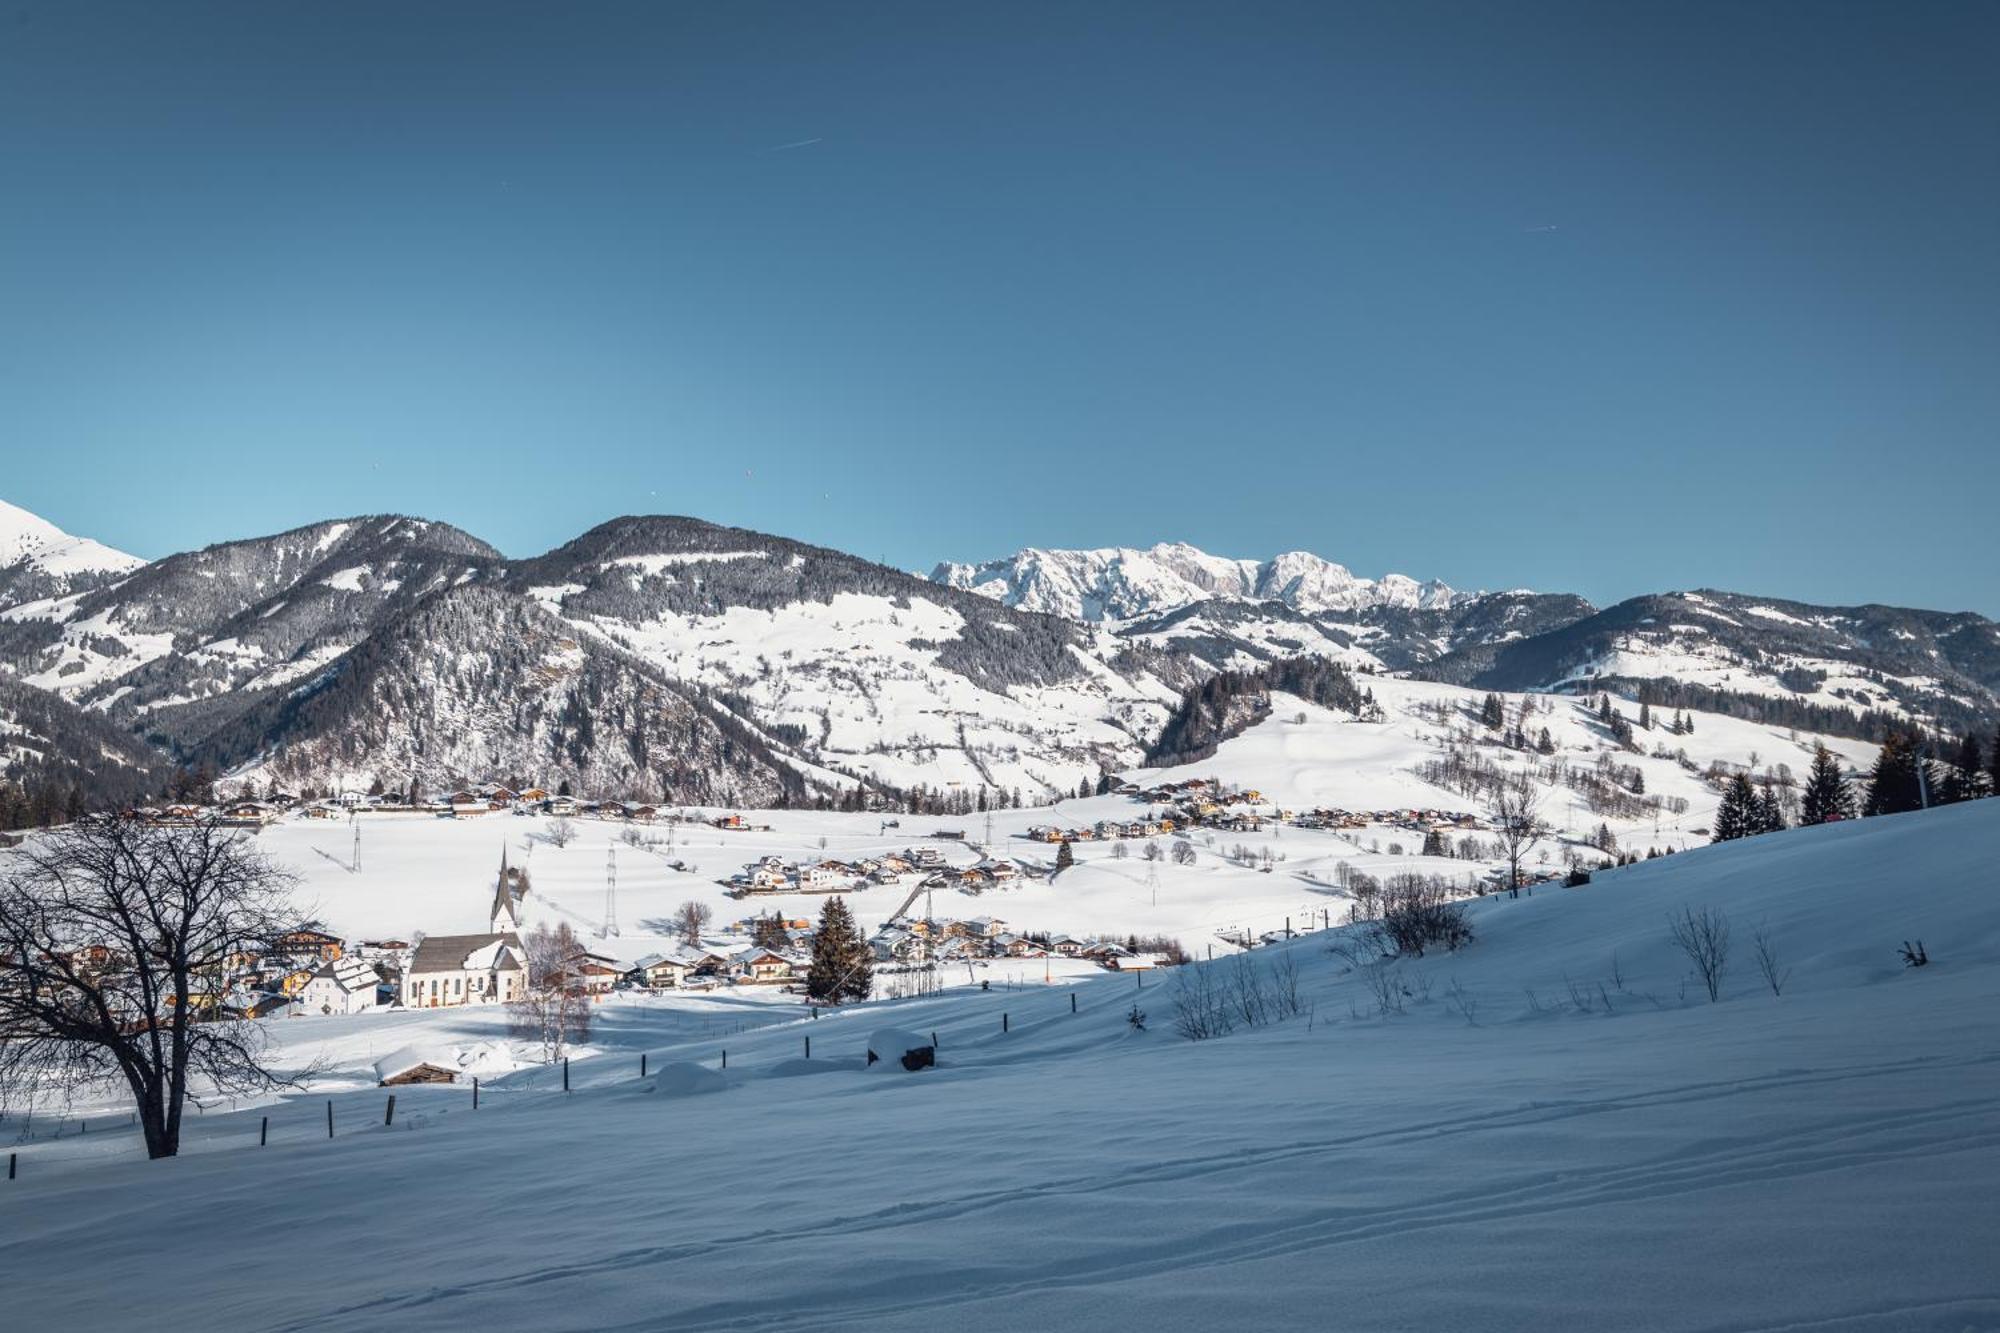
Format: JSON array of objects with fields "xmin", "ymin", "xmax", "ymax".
[
  {"xmin": 930, "ymin": 541, "xmax": 1470, "ymax": 621},
  {"xmin": 0, "ymin": 497, "xmax": 144, "ymax": 606}
]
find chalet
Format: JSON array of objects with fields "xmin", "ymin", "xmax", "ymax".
[
  {"xmin": 713, "ymin": 814, "xmax": 747, "ymax": 830},
  {"xmin": 1050, "ymin": 935, "xmax": 1087, "ymax": 957},
  {"xmin": 572, "ymin": 952, "xmax": 624, "ymax": 995},
  {"xmin": 732, "ymin": 947, "xmax": 797, "ymax": 984},
  {"xmin": 221, "ymin": 801, "xmax": 277, "ymax": 825},
  {"xmin": 277, "ymin": 929, "xmax": 344, "ymax": 963},
  {"xmin": 405, "ymin": 932, "xmax": 526, "ymax": 1007},
  {"xmin": 628, "ymin": 952, "xmax": 697, "ymax": 989},
  {"xmin": 909, "ymin": 846, "xmax": 944, "ymax": 867},
  {"xmin": 301, "ymin": 956, "xmax": 384, "ymax": 1015},
  {"xmin": 487, "ymin": 786, "xmax": 520, "ymax": 804},
  {"xmin": 996, "ymin": 934, "xmax": 1045, "ymax": 958},
  {"xmin": 449, "ymin": 795, "xmax": 489, "ymax": 819},
  {"xmin": 518, "ymin": 788, "xmax": 549, "ymax": 803},
  {"xmin": 542, "ymin": 795, "xmax": 579, "ymax": 816}
]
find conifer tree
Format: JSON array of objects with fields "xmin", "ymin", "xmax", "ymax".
[
  {"xmin": 1800, "ymin": 743, "xmax": 1853, "ymax": 825},
  {"xmin": 1055, "ymin": 839, "xmax": 1075, "ymax": 874},
  {"xmin": 806, "ymin": 896, "xmax": 871, "ymax": 1004},
  {"xmin": 1480, "ymin": 693, "xmax": 1505, "ymax": 729},
  {"xmin": 1638, "ymin": 701, "xmax": 1652, "ymax": 731},
  {"xmin": 1940, "ymin": 732, "xmax": 1989, "ymax": 804},
  {"xmin": 1712, "ymin": 772, "xmax": 1757, "ymax": 842},
  {"xmin": 1753, "ymin": 786, "xmax": 1786, "ymax": 834},
  {"xmin": 1863, "ymin": 732, "xmax": 1926, "ymax": 817},
  {"xmin": 1536, "ymin": 727, "xmax": 1555, "ymax": 755}
]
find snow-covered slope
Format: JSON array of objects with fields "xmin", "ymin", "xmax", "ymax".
[
  {"xmin": 512, "ymin": 517, "xmax": 1192, "ymax": 801},
  {"xmin": 5, "ymin": 795, "xmax": 1995, "ymax": 1331},
  {"xmin": 1422, "ymin": 588, "xmax": 2000, "ymax": 737},
  {"xmin": 0, "ymin": 497, "xmax": 143, "ymax": 608}
]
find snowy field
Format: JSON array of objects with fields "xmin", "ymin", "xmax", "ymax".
[
  {"xmin": 240, "ymin": 678, "xmax": 1879, "ymax": 968},
  {"xmin": 4, "ymin": 797, "xmax": 1998, "ymax": 1329}
]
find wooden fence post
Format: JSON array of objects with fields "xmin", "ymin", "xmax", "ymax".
[
  {"xmin": 804, "ymin": 1035, "xmax": 811, "ymax": 1059},
  {"xmin": 563, "ymin": 1058, "xmax": 570, "ymax": 1092},
  {"xmin": 641, "ymin": 1053, "xmax": 647, "ymax": 1078},
  {"xmin": 384, "ymin": 1095, "xmax": 396, "ymax": 1127},
  {"xmin": 1071, "ymin": 992, "xmax": 1077, "ymax": 1014},
  {"xmin": 1002, "ymin": 1012, "xmax": 1009, "ymax": 1033},
  {"xmin": 473, "ymin": 1077, "xmax": 479, "ymax": 1110},
  {"xmin": 326, "ymin": 1100, "xmax": 334, "ymax": 1139},
  {"xmin": 260, "ymin": 1116, "xmax": 268, "ymax": 1147},
  {"xmin": 8, "ymin": 1152, "xmax": 15, "ymax": 1180},
  {"xmin": 721, "ymin": 1049, "xmax": 727, "ymax": 1069}
]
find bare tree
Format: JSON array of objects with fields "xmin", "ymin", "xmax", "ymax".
[
  {"xmin": 1668, "ymin": 905, "xmax": 1732, "ymax": 1002},
  {"xmin": 673, "ymin": 899, "xmax": 712, "ymax": 948},
  {"xmin": 1751, "ymin": 921, "xmax": 1790, "ymax": 997},
  {"xmin": 544, "ymin": 816, "xmax": 576, "ymax": 848},
  {"xmin": 1488, "ymin": 770, "xmax": 1547, "ymax": 898},
  {"xmin": 510, "ymin": 921, "xmax": 591, "ymax": 1063},
  {"xmin": 0, "ymin": 819, "xmax": 307, "ymax": 1159}
]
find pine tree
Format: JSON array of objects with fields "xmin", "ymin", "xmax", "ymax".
[
  {"xmin": 1713, "ymin": 772, "xmax": 1757, "ymax": 842},
  {"xmin": 1638, "ymin": 701, "xmax": 1652, "ymax": 731},
  {"xmin": 1421, "ymin": 828, "xmax": 1450, "ymax": 857},
  {"xmin": 1800, "ymin": 743, "xmax": 1854, "ymax": 825},
  {"xmin": 805, "ymin": 896, "xmax": 871, "ymax": 1004},
  {"xmin": 1940, "ymin": 731, "xmax": 1988, "ymax": 804},
  {"xmin": 1863, "ymin": 731, "xmax": 1926, "ymax": 817},
  {"xmin": 1480, "ymin": 693, "xmax": 1505, "ymax": 729},
  {"xmin": 1055, "ymin": 839, "xmax": 1075, "ymax": 874},
  {"xmin": 1536, "ymin": 727, "xmax": 1555, "ymax": 755},
  {"xmin": 1753, "ymin": 786, "xmax": 1786, "ymax": 835}
]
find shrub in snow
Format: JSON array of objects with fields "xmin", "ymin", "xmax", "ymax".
[
  {"xmin": 1379, "ymin": 876, "xmax": 1474, "ymax": 957},
  {"xmin": 1668, "ymin": 905, "xmax": 1732, "ymax": 1003},
  {"xmin": 1899, "ymin": 940, "xmax": 1929, "ymax": 968}
]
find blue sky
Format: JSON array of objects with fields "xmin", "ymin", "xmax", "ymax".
[{"xmin": 2, "ymin": 1, "xmax": 1995, "ymax": 613}]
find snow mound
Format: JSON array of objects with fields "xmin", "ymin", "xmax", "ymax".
[
  {"xmin": 647, "ymin": 1061, "xmax": 728, "ymax": 1098},
  {"xmin": 865, "ymin": 1028, "xmax": 937, "ymax": 1072}
]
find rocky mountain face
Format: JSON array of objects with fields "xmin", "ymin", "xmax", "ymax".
[
  {"xmin": 0, "ymin": 516, "xmax": 501, "ymax": 746},
  {"xmin": 931, "ymin": 542, "xmax": 1469, "ymax": 620},
  {"xmin": 1416, "ymin": 590, "xmax": 2000, "ymax": 738},
  {"xmin": 934, "ymin": 542, "xmax": 1594, "ymax": 675},
  {"xmin": 200, "ymin": 585, "xmax": 805, "ymax": 808}
]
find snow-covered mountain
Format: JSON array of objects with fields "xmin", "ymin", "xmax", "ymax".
[
  {"xmin": 1419, "ymin": 589, "xmax": 2000, "ymax": 738},
  {"xmin": 0, "ymin": 498, "xmax": 1993, "ymax": 813},
  {"xmin": 510, "ymin": 517, "xmax": 1191, "ymax": 802},
  {"xmin": 931, "ymin": 542, "xmax": 1469, "ymax": 620},
  {"xmin": 933, "ymin": 541, "xmax": 1593, "ymax": 674},
  {"xmin": 0, "ymin": 498, "xmax": 143, "ymax": 607}
]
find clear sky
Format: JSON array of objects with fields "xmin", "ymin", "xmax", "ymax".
[{"xmin": 2, "ymin": 1, "xmax": 1995, "ymax": 613}]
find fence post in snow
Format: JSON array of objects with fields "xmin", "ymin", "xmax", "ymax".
[
  {"xmin": 326, "ymin": 1101, "xmax": 334, "ymax": 1140},
  {"xmin": 1286, "ymin": 917, "xmax": 1292, "ymax": 940},
  {"xmin": 8, "ymin": 1152, "xmax": 14, "ymax": 1180},
  {"xmin": 1071, "ymin": 993, "xmax": 1077, "ymax": 1014},
  {"xmin": 260, "ymin": 1116, "xmax": 268, "ymax": 1147},
  {"xmin": 473, "ymin": 1077, "xmax": 479, "ymax": 1110},
  {"xmin": 384, "ymin": 1095, "xmax": 396, "ymax": 1128},
  {"xmin": 563, "ymin": 1058, "xmax": 570, "ymax": 1093},
  {"xmin": 641, "ymin": 1053, "xmax": 647, "ymax": 1079},
  {"xmin": 1002, "ymin": 1012, "xmax": 1009, "ymax": 1033},
  {"xmin": 804, "ymin": 1035, "xmax": 811, "ymax": 1059},
  {"xmin": 721, "ymin": 1049, "xmax": 727, "ymax": 1069}
]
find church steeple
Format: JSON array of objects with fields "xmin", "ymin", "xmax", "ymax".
[{"xmin": 490, "ymin": 845, "xmax": 522, "ymax": 933}]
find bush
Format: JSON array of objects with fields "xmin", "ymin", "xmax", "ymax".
[
  {"xmin": 1379, "ymin": 876, "xmax": 1474, "ymax": 957},
  {"xmin": 1565, "ymin": 867, "xmax": 1592, "ymax": 887}
]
